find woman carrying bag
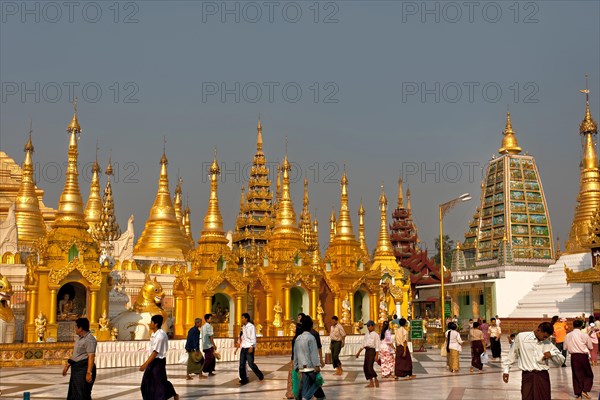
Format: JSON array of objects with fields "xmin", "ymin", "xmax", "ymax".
[{"xmin": 470, "ymin": 321, "xmax": 486, "ymax": 373}]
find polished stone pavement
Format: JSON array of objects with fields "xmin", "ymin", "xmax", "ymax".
[{"xmin": 0, "ymin": 346, "xmax": 596, "ymax": 399}]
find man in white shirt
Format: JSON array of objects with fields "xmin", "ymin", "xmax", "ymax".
[
  {"xmin": 502, "ymin": 322, "xmax": 564, "ymax": 400},
  {"xmin": 238, "ymin": 312, "xmax": 264, "ymax": 385},
  {"xmin": 564, "ymin": 319, "xmax": 593, "ymax": 399},
  {"xmin": 356, "ymin": 320, "xmax": 380, "ymax": 388},
  {"xmin": 201, "ymin": 313, "xmax": 217, "ymax": 377},
  {"xmin": 140, "ymin": 315, "xmax": 179, "ymax": 400}
]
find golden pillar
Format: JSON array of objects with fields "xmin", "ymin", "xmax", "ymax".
[
  {"xmin": 451, "ymin": 291, "xmax": 460, "ymax": 318},
  {"xmin": 401, "ymin": 287, "xmax": 409, "ymax": 319},
  {"xmin": 90, "ymin": 290, "xmax": 98, "ymax": 323},
  {"xmin": 236, "ymin": 295, "xmax": 243, "ymax": 325},
  {"xmin": 349, "ymin": 292, "xmax": 355, "ymax": 322},
  {"xmin": 174, "ymin": 294, "xmax": 184, "ymax": 336},
  {"xmin": 284, "ymin": 287, "xmax": 291, "ymax": 321},
  {"xmin": 371, "ymin": 293, "xmax": 377, "ymax": 322},
  {"xmin": 204, "ymin": 295, "xmax": 213, "ymax": 317},
  {"xmin": 49, "ymin": 289, "xmax": 57, "ymax": 324},
  {"xmin": 333, "ymin": 295, "xmax": 339, "ymax": 319},
  {"xmin": 265, "ymin": 293, "xmax": 273, "ymax": 324},
  {"xmin": 311, "ymin": 288, "xmax": 317, "ymax": 318},
  {"xmin": 470, "ymin": 288, "xmax": 480, "ymax": 318},
  {"xmin": 185, "ymin": 295, "xmax": 194, "ymax": 326}
]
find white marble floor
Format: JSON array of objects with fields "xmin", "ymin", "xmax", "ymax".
[{"xmin": 0, "ymin": 349, "xmax": 594, "ymax": 399}]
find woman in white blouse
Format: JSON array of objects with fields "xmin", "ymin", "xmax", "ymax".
[{"xmin": 445, "ymin": 322, "xmax": 463, "ymax": 373}]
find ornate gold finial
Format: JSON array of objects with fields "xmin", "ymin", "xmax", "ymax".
[
  {"xmin": 300, "ymin": 178, "xmax": 315, "ymax": 250},
  {"xmin": 406, "ymin": 185, "xmax": 412, "ymax": 211},
  {"xmin": 499, "ymin": 111, "xmax": 522, "ymax": 155},
  {"xmin": 15, "ymin": 125, "xmax": 46, "ymax": 244},
  {"xmin": 566, "ymin": 79, "xmax": 600, "ymax": 253},
  {"xmin": 183, "ymin": 196, "xmax": 194, "ymax": 246},
  {"xmin": 198, "ymin": 145, "xmax": 227, "ymax": 242},
  {"xmin": 358, "ymin": 197, "xmax": 369, "ymax": 258},
  {"xmin": 373, "ymin": 184, "xmax": 395, "ymax": 261},
  {"xmin": 84, "ymin": 144, "xmax": 102, "ymax": 231},
  {"xmin": 397, "ymin": 176, "xmax": 404, "ymax": 208},
  {"xmin": 257, "ymin": 115, "xmax": 263, "ymax": 151},
  {"xmin": 54, "ymin": 103, "xmax": 87, "ymax": 229},
  {"xmin": 161, "ymin": 136, "xmax": 168, "ymax": 165},
  {"xmin": 580, "ymin": 75, "xmax": 598, "ymax": 134},
  {"xmin": 276, "ymin": 164, "xmax": 282, "ymax": 203},
  {"xmin": 134, "ymin": 149, "xmax": 191, "ymax": 259},
  {"xmin": 334, "ymin": 163, "xmax": 357, "ymax": 241},
  {"xmin": 93, "ymin": 153, "xmax": 121, "ymax": 242},
  {"xmin": 329, "ymin": 207, "xmax": 336, "ymax": 243}
]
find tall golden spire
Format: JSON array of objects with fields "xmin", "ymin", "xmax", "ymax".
[
  {"xmin": 397, "ymin": 176, "xmax": 404, "ymax": 208},
  {"xmin": 183, "ymin": 201, "xmax": 194, "ymax": 246},
  {"xmin": 329, "ymin": 208, "xmax": 336, "ymax": 243},
  {"xmin": 198, "ymin": 147, "xmax": 228, "ymax": 244},
  {"xmin": 275, "ymin": 165, "xmax": 282, "ymax": 204},
  {"xmin": 133, "ymin": 147, "xmax": 191, "ymax": 259},
  {"xmin": 499, "ymin": 111, "xmax": 522, "ymax": 155},
  {"xmin": 173, "ymin": 175, "xmax": 187, "ymax": 238},
  {"xmin": 93, "ymin": 156, "xmax": 121, "ymax": 242},
  {"xmin": 311, "ymin": 217, "xmax": 321, "ymax": 268},
  {"xmin": 358, "ymin": 198, "xmax": 370, "ymax": 258},
  {"xmin": 300, "ymin": 178, "xmax": 315, "ymax": 249},
  {"xmin": 271, "ymin": 155, "xmax": 300, "ymax": 235},
  {"xmin": 374, "ymin": 185, "xmax": 394, "ymax": 257},
  {"xmin": 54, "ymin": 100, "xmax": 88, "ymax": 229},
  {"xmin": 567, "ymin": 79, "xmax": 600, "ymax": 253},
  {"xmin": 257, "ymin": 116, "xmax": 263, "ymax": 151},
  {"xmin": 334, "ymin": 164, "xmax": 357, "ymax": 241},
  {"xmin": 84, "ymin": 143, "xmax": 102, "ymax": 231},
  {"xmin": 406, "ymin": 186, "xmax": 412, "ymax": 211},
  {"xmin": 15, "ymin": 124, "xmax": 46, "ymax": 245}
]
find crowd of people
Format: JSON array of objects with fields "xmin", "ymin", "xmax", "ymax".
[{"xmin": 60, "ymin": 311, "xmax": 600, "ymax": 400}]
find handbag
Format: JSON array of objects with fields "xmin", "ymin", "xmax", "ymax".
[
  {"xmin": 325, "ymin": 352, "xmax": 332, "ymax": 365},
  {"xmin": 291, "ymin": 370, "xmax": 300, "ymax": 398},
  {"xmin": 481, "ymin": 352, "xmax": 489, "ymax": 364},
  {"xmin": 440, "ymin": 341, "xmax": 448, "ymax": 357},
  {"xmin": 315, "ymin": 372, "xmax": 324, "ymax": 387},
  {"xmin": 178, "ymin": 352, "xmax": 189, "ymax": 365},
  {"xmin": 190, "ymin": 351, "xmax": 204, "ymax": 364}
]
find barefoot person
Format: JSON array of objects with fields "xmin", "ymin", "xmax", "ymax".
[
  {"xmin": 564, "ymin": 319, "xmax": 594, "ymax": 399},
  {"xmin": 185, "ymin": 318, "xmax": 203, "ymax": 380},
  {"xmin": 394, "ymin": 318, "xmax": 415, "ymax": 379},
  {"xmin": 140, "ymin": 315, "xmax": 179, "ymax": 400},
  {"xmin": 356, "ymin": 320, "xmax": 380, "ymax": 388},
  {"xmin": 502, "ymin": 322, "xmax": 564, "ymax": 400},
  {"xmin": 63, "ymin": 318, "xmax": 96, "ymax": 400},
  {"xmin": 201, "ymin": 313, "xmax": 217, "ymax": 378}
]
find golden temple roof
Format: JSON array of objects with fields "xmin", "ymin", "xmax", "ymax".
[
  {"xmin": 53, "ymin": 108, "xmax": 88, "ymax": 230},
  {"xmin": 499, "ymin": 111, "xmax": 522, "ymax": 155},
  {"xmin": 14, "ymin": 129, "xmax": 46, "ymax": 245},
  {"xmin": 133, "ymin": 150, "xmax": 192, "ymax": 260},
  {"xmin": 270, "ymin": 155, "xmax": 302, "ymax": 238},
  {"xmin": 84, "ymin": 154, "xmax": 102, "ymax": 232},
  {"xmin": 567, "ymin": 84, "xmax": 600, "ymax": 253}
]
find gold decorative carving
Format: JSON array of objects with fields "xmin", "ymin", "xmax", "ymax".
[{"xmin": 49, "ymin": 258, "xmax": 101, "ymax": 286}]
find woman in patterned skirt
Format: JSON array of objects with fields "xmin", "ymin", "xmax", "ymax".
[{"xmin": 379, "ymin": 321, "xmax": 395, "ymax": 378}]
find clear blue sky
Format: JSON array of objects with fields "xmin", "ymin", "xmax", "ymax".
[{"xmin": 1, "ymin": 1, "xmax": 599, "ymax": 253}]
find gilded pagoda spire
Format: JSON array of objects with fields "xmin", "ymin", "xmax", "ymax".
[
  {"xmin": 14, "ymin": 124, "xmax": 46, "ymax": 245},
  {"xmin": 300, "ymin": 178, "xmax": 315, "ymax": 249},
  {"xmin": 311, "ymin": 217, "xmax": 321, "ymax": 268},
  {"xmin": 93, "ymin": 156, "xmax": 121, "ymax": 242},
  {"xmin": 335, "ymin": 164, "xmax": 357, "ymax": 241},
  {"xmin": 133, "ymin": 147, "xmax": 191, "ymax": 259},
  {"xmin": 329, "ymin": 208, "xmax": 336, "ymax": 243},
  {"xmin": 406, "ymin": 186, "xmax": 412, "ymax": 211},
  {"xmin": 375, "ymin": 185, "xmax": 394, "ymax": 257},
  {"xmin": 174, "ymin": 176, "xmax": 184, "ymax": 226},
  {"xmin": 183, "ymin": 201, "xmax": 194, "ymax": 246},
  {"xmin": 566, "ymin": 79, "xmax": 600, "ymax": 253},
  {"xmin": 358, "ymin": 198, "xmax": 370, "ymax": 258},
  {"xmin": 199, "ymin": 147, "xmax": 227, "ymax": 244},
  {"xmin": 84, "ymin": 143, "xmax": 102, "ymax": 231},
  {"xmin": 397, "ymin": 176, "xmax": 404, "ymax": 208},
  {"xmin": 499, "ymin": 111, "xmax": 522, "ymax": 155},
  {"xmin": 272, "ymin": 155, "xmax": 300, "ymax": 233},
  {"xmin": 54, "ymin": 99, "xmax": 88, "ymax": 230},
  {"xmin": 276, "ymin": 165, "xmax": 282, "ymax": 204}
]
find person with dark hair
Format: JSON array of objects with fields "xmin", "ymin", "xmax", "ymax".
[
  {"xmin": 185, "ymin": 318, "xmax": 203, "ymax": 380},
  {"xmin": 445, "ymin": 321, "xmax": 462, "ymax": 373},
  {"xmin": 394, "ymin": 318, "xmax": 415, "ymax": 379},
  {"xmin": 201, "ymin": 313, "xmax": 217, "ymax": 377},
  {"xmin": 379, "ymin": 321, "xmax": 395, "ymax": 378},
  {"xmin": 564, "ymin": 319, "xmax": 594, "ymax": 399},
  {"xmin": 329, "ymin": 315, "xmax": 346, "ymax": 375},
  {"xmin": 553, "ymin": 317, "xmax": 568, "ymax": 367},
  {"xmin": 356, "ymin": 320, "xmax": 380, "ymax": 388},
  {"xmin": 502, "ymin": 322, "xmax": 565, "ymax": 400},
  {"xmin": 480, "ymin": 319, "xmax": 490, "ymax": 347},
  {"xmin": 63, "ymin": 317, "xmax": 96, "ymax": 400},
  {"xmin": 285, "ymin": 320, "xmax": 305, "ymax": 399},
  {"xmin": 140, "ymin": 315, "xmax": 179, "ymax": 400},
  {"xmin": 470, "ymin": 321, "xmax": 485, "ymax": 373},
  {"xmin": 238, "ymin": 312, "xmax": 264, "ymax": 385},
  {"xmin": 303, "ymin": 314, "xmax": 326, "ymax": 400},
  {"xmin": 293, "ymin": 315, "xmax": 321, "ymax": 399},
  {"xmin": 489, "ymin": 317, "xmax": 502, "ymax": 360}
]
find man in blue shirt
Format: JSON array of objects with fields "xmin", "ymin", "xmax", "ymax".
[{"xmin": 185, "ymin": 318, "xmax": 203, "ymax": 380}]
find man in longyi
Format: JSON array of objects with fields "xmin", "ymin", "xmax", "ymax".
[
  {"xmin": 502, "ymin": 322, "xmax": 564, "ymax": 400},
  {"xmin": 185, "ymin": 318, "xmax": 203, "ymax": 380},
  {"xmin": 63, "ymin": 318, "xmax": 96, "ymax": 400},
  {"xmin": 564, "ymin": 319, "xmax": 594, "ymax": 399},
  {"xmin": 140, "ymin": 315, "xmax": 179, "ymax": 400}
]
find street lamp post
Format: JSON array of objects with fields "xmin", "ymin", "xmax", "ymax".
[{"xmin": 439, "ymin": 193, "xmax": 471, "ymax": 331}]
